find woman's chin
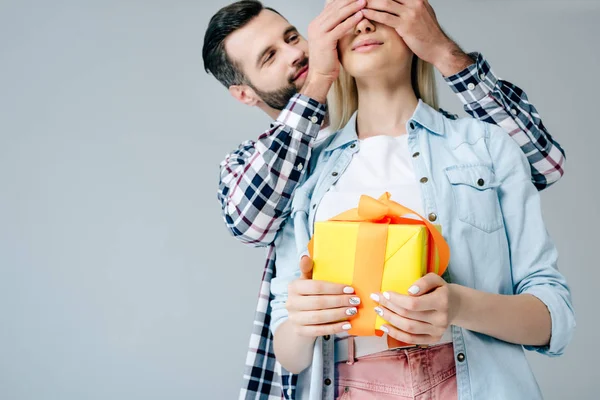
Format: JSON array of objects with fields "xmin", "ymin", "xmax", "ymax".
[{"xmin": 343, "ymin": 56, "xmax": 408, "ymax": 80}]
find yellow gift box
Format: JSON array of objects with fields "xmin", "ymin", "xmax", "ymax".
[{"xmin": 309, "ymin": 193, "xmax": 450, "ymax": 339}]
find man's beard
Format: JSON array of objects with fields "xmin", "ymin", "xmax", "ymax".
[
  {"xmin": 251, "ymin": 83, "xmax": 298, "ymax": 111},
  {"xmin": 249, "ymin": 57, "xmax": 308, "ymax": 110}
]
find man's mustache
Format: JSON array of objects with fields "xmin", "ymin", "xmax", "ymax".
[{"xmin": 289, "ymin": 58, "xmax": 309, "ymax": 83}]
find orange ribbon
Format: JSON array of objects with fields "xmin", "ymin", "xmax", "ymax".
[{"xmin": 309, "ymin": 192, "xmax": 450, "ymax": 348}]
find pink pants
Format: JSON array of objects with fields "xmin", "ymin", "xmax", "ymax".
[{"xmin": 335, "ymin": 340, "xmax": 458, "ymax": 400}]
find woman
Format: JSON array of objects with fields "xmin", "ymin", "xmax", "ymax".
[{"xmin": 268, "ymin": 13, "xmax": 575, "ymax": 400}]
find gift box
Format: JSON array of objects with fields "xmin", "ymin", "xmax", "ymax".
[{"xmin": 309, "ymin": 192, "xmax": 450, "ymax": 339}]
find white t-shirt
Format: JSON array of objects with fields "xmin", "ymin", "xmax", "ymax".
[{"xmin": 315, "ymin": 134, "xmax": 452, "ymax": 358}]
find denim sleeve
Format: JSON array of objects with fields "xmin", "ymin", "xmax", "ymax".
[
  {"xmin": 487, "ymin": 122, "xmax": 576, "ymax": 357},
  {"xmin": 269, "ymin": 215, "xmax": 307, "ymax": 335}
]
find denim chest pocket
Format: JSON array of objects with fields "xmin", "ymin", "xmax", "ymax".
[{"xmin": 445, "ymin": 164, "xmax": 503, "ymax": 233}]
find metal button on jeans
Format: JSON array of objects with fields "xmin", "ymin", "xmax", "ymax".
[
  {"xmin": 457, "ymin": 353, "xmax": 466, "ymax": 362},
  {"xmin": 428, "ymin": 213, "xmax": 438, "ymax": 222},
  {"xmin": 420, "ymin": 177, "xmax": 429, "ymax": 184},
  {"xmin": 324, "ymin": 378, "xmax": 332, "ymax": 386},
  {"xmin": 477, "ymin": 178, "xmax": 485, "ymax": 187}
]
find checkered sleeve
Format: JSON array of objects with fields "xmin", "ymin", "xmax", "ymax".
[
  {"xmin": 444, "ymin": 52, "xmax": 565, "ymax": 191},
  {"xmin": 218, "ymin": 94, "xmax": 327, "ymax": 247}
]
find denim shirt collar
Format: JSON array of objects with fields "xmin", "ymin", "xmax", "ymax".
[{"xmin": 323, "ymin": 99, "xmax": 446, "ymax": 154}]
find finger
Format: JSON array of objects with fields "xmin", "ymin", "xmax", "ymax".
[
  {"xmin": 373, "ymin": 294, "xmax": 438, "ymax": 324},
  {"xmin": 292, "ymin": 306, "xmax": 357, "ymax": 325},
  {"xmin": 360, "ymin": 8, "xmax": 402, "ymax": 28},
  {"xmin": 330, "ymin": 10, "xmax": 365, "ymax": 40},
  {"xmin": 364, "ymin": 0, "xmax": 405, "ymax": 16},
  {"xmin": 299, "ymin": 256, "xmax": 313, "ymax": 280},
  {"xmin": 291, "ymin": 294, "xmax": 361, "ymax": 311},
  {"xmin": 375, "ymin": 305, "xmax": 437, "ymax": 336},
  {"xmin": 380, "ymin": 324, "xmax": 437, "ymax": 345},
  {"xmin": 377, "ymin": 290, "xmax": 437, "ymax": 312},
  {"xmin": 321, "ymin": 0, "xmax": 366, "ymax": 32},
  {"xmin": 291, "ymin": 279, "xmax": 355, "ymax": 296},
  {"xmin": 297, "ymin": 321, "xmax": 353, "ymax": 337},
  {"xmin": 406, "ymin": 273, "xmax": 446, "ymax": 296}
]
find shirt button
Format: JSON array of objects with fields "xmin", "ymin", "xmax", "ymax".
[
  {"xmin": 420, "ymin": 177, "xmax": 429, "ymax": 184},
  {"xmin": 324, "ymin": 378, "xmax": 332, "ymax": 386},
  {"xmin": 332, "ymin": 172, "xmax": 339, "ymax": 177},
  {"xmin": 287, "ymin": 387, "xmax": 292, "ymax": 397},
  {"xmin": 412, "ymin": 152, "xmax": 420, "ymax": 158},
  {"xmin": 310, "ymin": 116, "xmax": 319, "ymax": 124},
  {"xmin": 297, "ymin": 163, "xmax": 304, "ymax": 171},
  {"xmin": 350, "ymin": 143, "xmax": 356, "ymax": 149},
  {"xmin": 477, "ymin": 178, "xmax": 485, "ymax": 187},
  {"xmin": 324, "ymin": 335, "xmax": 331, "ymax": 341},
  {"xmin": 467, "ymin": 83, "xmax": 476, "ymax": 91},
  {"xmin": 511, "ymin": 108, "xmax": 518, "ymax": 115},
  {"xmin": 409, "ymin": 122, "xmax": 415, "ymax": 130},
  {"xmin": 428, "ymin": 213, "xmax": 438, "ymax": 222},
  {"xmin": 457, "ymin": 353, "xmax": 466, "ymax": 362},
  {"xmin": 480, "ymin": 73, "xmax": 486, "ymax": 80},
  {"xmin": 312, "ymin": 204, "xmax": 317, "ymax": 209}
]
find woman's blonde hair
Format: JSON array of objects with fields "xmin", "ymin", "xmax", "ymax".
[{"xmin": 327, "ymin": 56, "xmax": 439, "ymax": 132}]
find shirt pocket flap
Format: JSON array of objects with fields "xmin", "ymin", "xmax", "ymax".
[{"xmin": 445, "ymin": 164, "xmax": 499, "ymax": 191}]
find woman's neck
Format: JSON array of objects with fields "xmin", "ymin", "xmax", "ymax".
[{"xmin": 355, "ymin": 76, "xmax": 419, "ymax": 139}]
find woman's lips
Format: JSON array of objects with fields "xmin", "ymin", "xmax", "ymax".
[{"xmin": 352, "ymin": 39, "xmax": 384, "ymax": 52}]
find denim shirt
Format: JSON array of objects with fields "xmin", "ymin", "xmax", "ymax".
[{"xmin": 270, "ymin": 100, "xmax": 575, "ymax": 400}]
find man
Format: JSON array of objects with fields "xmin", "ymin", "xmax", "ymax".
[{"xmin": 202, "ymin": 1, "xmax": 566, "ymax": 398}]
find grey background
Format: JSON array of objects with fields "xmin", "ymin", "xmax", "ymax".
[{"xmin": 0, "ymin": 0, "xmax": 598, "ymax": 399}]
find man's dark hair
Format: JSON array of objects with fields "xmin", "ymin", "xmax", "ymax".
[{"xmin": 203, "ymin": 1, "xmax": 281, "ymax": 88}]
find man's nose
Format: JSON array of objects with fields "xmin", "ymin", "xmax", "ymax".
[{"xmin": 285, "ymin": 44, "xmax": 306, "ymax": 67}]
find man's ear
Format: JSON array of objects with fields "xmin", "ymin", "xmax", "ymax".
[{"xmin": 229, "ymin": 84, "xmax": 260, "ymax": 107}]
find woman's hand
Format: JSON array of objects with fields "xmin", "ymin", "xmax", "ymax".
[
  {"xmin": 371, "ymin": 273, "xmax": 461, "ymax": 344},
  {"xmin": 286, "ymin": 256, "xmax": 361, "ymax": 337}
]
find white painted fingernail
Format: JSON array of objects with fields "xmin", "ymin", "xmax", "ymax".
[
  {"xmin": 408, "ymin": 285, "xmax": 420, "ymax": 295},
  {"xmin": 346, "ymin": 307, "xmax": 358, "ymax": 316},
  {"xmin": 344, "ymin": 287, "xmax": 355, "ymax": 294},
  {"xmin": 349, "ymin": 297, "xmax": 361, "ymax": 305},
  {"xmin": 342, "ymin": 323, "xmax": 352, "ymax": 330},
  {"xmin": 380, "ymin": 326, "xmax": 389, "ymax": 333},
  {"xmin": 383, "ymin": 292, "xmax": 391, "ymax": 300},
  {"xmin": 370, "ymin": 293, "xmax": 380, "ymax": 302},
  {"xmin": 374, "ymin": 307, "xmax": 384, "ymax": 317}
]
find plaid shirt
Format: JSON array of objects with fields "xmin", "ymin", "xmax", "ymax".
[{"xmin": 218, "ymin": 53, "xmax": 566, "ymax": 400}]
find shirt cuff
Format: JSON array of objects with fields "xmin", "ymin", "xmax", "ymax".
[
  {"xmin": 444, "ymin": 52, "xmax": 500, "ymax": 105},
  {"xmin": 270, "ymin": 306, "xmax": 289, "ymax": 335},
  {"xmin": 522, "ymin": 286, "xmax": 576, "ymax": 357},
  {"xmin": 275, "ymin": 93, "xmax": 327, "ymax": 139}
]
